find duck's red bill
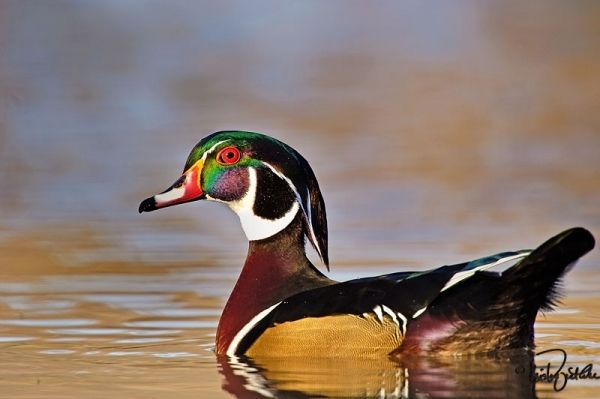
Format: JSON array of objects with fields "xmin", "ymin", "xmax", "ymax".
[{"xmin": 138, "ymin": 161, "xmax": 204, "ymax": 213}]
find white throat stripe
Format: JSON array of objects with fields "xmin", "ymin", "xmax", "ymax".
[{"xmin": 228, "ymin": 167, "xmax": 299, "ymax": 241}]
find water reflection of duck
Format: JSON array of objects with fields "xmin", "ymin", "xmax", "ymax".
[
  {"xmin": 218, "ymin": 352, "xmax": 537, "ymax": 398},
  {"xmin": 139, "ymin": 131, "xmax": 594, "ymax": 358}
]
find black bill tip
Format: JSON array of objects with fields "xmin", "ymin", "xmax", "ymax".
[{"xmin": 138, "ymin": 197, "xmax": 157, "ymax": 213}]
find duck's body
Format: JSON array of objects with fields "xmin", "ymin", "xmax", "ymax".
[{"xmin": 139, "ymin": 131, "xmax": 595, "ymax": 357}]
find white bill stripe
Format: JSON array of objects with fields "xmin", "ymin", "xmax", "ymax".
[{"xmin": 154, "ymin": 185, "xmax": 186, "ymax": 204}]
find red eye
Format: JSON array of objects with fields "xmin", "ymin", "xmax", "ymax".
[{"xmin": 216, "ymin": 146, "xmax": 241, "ymax": 165}]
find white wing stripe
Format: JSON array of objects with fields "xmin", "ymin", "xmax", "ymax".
[
  {"xmin": 373, "ymin": 305, "xmax": 384, "ymax": 323},
  {"xmin": 440, "ymin": 252, "xmax": 530, "ymax": 293},
  {"xmin": 381, "ymin": 305, "xmax": 399, "ymax": 326},
  {"xmin": 396, "ymin": 312, "xmax": 408, "ymax": 334},
  {"xmin": 412, "ymin": 306, "xmax": 427, "ymax": 319}
]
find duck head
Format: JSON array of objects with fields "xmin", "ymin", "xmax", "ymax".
[{"xmin": 139, "ymin": 131, "xmax": 328, "ymax": 266}]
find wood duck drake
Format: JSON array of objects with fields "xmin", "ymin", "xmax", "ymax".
[{"xmin": 139, "ymin": 131, "xmax": 595, "ymax": 357}]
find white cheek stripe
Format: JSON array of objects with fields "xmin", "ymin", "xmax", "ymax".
[
  {"xmin": 261, "ymin": 162, "xmax": 323, "ymax": 259},
  {"xmin": 228, "ymin": 167, "xmax": 299, "ymax": 241},
  {"xmin": 226, "ymin": 301, "xmax": 281, "ymax": 357}
]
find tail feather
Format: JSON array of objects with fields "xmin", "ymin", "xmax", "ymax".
[
  {"xmin": 502, "ymin": 227, "xmax": 595, "ymax": 312},
  {"xmin": 399, "ymin": 227, "xmax": 595, "ymax": 355}
]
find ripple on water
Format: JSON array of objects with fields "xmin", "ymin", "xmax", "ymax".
[
  {"xmin": 78, "ymin": 294, "xmax": 174, "ymax": 304},
  {"xmin": 136, "ymin": 308, "xmax": 221, "ymax": 317},
  {"xmin": 557, "ymin": 340, "xmax": 600, "ymax": 349},
  {"xmin": 114, "ymin": 337, "xmax": 174, "ymax": 344},
  {"xmin": 124, "ymin": 320, "xmax": 217, "ymax": 329},
  {"xmin": 38, "ymin": 349, "xmax": 76, "ymax": 355},
  {"xmin": 0, "ymin": 319, "xmax": 97, "ymax": 327},
  {"xmin": 106, "ymin": 351, "xmax": 148, "ymax": 357},
  {"xmin": 536, "ymin": 323, "xmax": 600, "ymax": 329},
  {"xmin": 152, "ymin": 352, "xmax": 198, "ymax": 358},
  {"xmin": 45, "ymin": 337, "xmax": 86, "ymax": 342},
  {"xmin": 0, "ymin": 297, "xmax": 75, "ymax": 310},
  {"xmin": 0, "ymin": 336, "xmax": 36, "ymax": 343},
  {"xmin": 47, "ymin": 328, "xmax": 182, "ymax": 336}
]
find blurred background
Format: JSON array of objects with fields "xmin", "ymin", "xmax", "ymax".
[
  {"xmin": 0, "ymin": 1, "xmax": 599, "ymax": 397},
  {"xmin": 1, "ymin": 1, "xmax": 599, "ymax": 269}
]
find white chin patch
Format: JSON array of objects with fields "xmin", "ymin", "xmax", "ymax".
[{"xmin": 228, "ymin": 167, "xmax": 299, "ymax": 241}]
